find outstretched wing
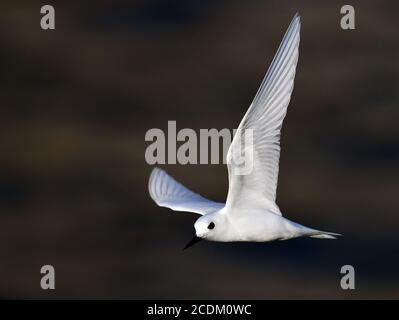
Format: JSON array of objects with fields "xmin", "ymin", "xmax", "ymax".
[
  {"xmin": 226, "ymin": 14, "xmax": 301, "ymax": 215},
  {"xmin": 149, "ymin": 167, "xmax": 224, "ymax": 215}
]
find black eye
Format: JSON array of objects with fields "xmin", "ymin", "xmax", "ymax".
[{"xmin": 208, "ymin": 222, "xmax": 215, "ymax": 230}]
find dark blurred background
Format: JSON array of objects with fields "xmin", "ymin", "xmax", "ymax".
[{"xmin": 0, "ymin": 0, "xmax": 398, "ymax": 299}]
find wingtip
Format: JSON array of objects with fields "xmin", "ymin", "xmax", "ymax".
[
  {"xmin": 149, "ymin": 166, "xmax": 164, "ymax": 183},
  {"xmin": 148, "ymin": 166, "xmax": 162, "ymax": 201},
  {"xmin": 150, "ymin": 166, "xmax": 161, "ymax": 174},
  {"xmin": 149, "ymin": 166, "xmax": 158, "ymax": 183},
  {"xmin": 286, "ymin": 13, "xmax": 300, "ymax": 33}
]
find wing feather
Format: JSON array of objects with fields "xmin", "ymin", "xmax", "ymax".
[
  {"xmin": 149, "ymin": 167, "xmax": 224, "ymax": 215},
  {"xmin": 226, "ymin": 14, "xmax": 301, "ymax": 215}
]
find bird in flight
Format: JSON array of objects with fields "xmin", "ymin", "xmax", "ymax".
[{"xmin": 148, "ymin": 14, "xmax": 340, "ymax": 249}]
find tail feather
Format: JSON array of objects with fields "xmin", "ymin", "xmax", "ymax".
[{"xmin": 310, "ymin": 231, "xmax": 341, "ymax": 240}]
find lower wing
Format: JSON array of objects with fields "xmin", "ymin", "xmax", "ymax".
[{"xmin": 148, "ymin": 167, "xmax": 224, "ymax": 215}]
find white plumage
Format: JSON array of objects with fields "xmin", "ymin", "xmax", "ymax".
[{"xmin": 148, "ymin": 14, "xmax": 340, "ymax": 246}]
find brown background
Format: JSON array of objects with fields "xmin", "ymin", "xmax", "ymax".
[{"xmin": 0, "ymin": 0, "xmax": 398, "ymax": 298}]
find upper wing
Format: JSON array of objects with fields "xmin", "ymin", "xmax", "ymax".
[
  {"xmin": 148, "ymin": 167, "xmax": 224, "ymax": 215},
  {"xmin": 225, "ymin": 14, "xmax": 301, "ymax": 215}
]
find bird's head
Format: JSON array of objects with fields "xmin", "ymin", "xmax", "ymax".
[
  {"xmin": 183, "ymin": 212, "xmax": 226, "ymax": 250},
  {"xmin": 194, "ymin": 215, "xmax": 218, "ymax": 239}
]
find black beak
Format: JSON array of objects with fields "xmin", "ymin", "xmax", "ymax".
[{"xmin": 183, "ymin": 236, "xmax": 203, "ymax": 250}]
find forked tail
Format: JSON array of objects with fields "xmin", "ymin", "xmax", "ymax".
[{"xmin": 309, "ymin": 230, "xmax": 341, "ymax": 239}]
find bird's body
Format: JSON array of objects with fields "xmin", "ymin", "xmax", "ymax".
[
  {"xmin": 148, "ymin": 14, "xmax": 340, "ymax": 246},
  {"xmin": 195, "ymin": 207, "xmax": 336, "ymax": 243}
]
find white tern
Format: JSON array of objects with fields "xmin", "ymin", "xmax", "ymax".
[{"xmin": 148, "ymin": 14, "xmax": 340, "ymax": 249}]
